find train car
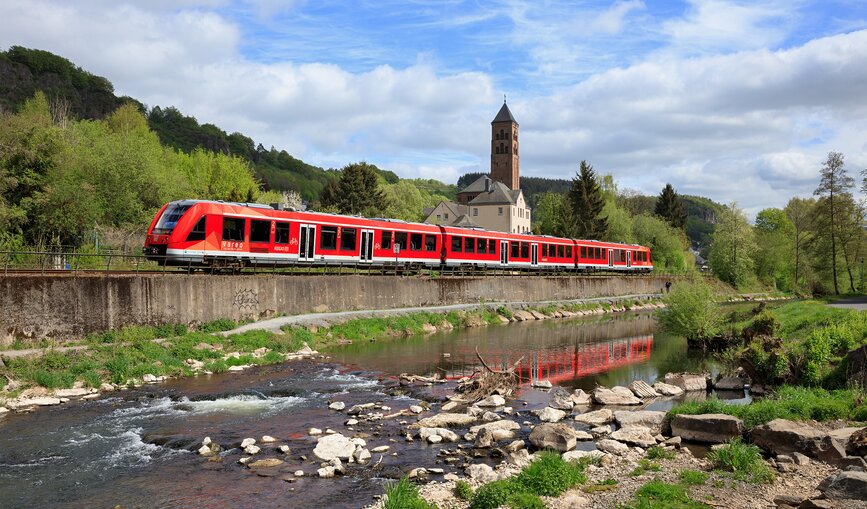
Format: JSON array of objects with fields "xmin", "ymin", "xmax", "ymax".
[
  {"xmin": 144, "ymin": 199, "xmax": 653, "ymax": 273},
  {"xmin": 575, "ymin": 240, "xmax": 653, "ymax": 273},
  {"xmin": 144, "ymin": 200, "xmax": 443, "ymax": 269}
]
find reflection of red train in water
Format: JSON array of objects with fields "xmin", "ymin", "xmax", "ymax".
[
  {"xmin": 143, "ymin": 200, "xmax": 653, "ymax": 273},
  {"xmin": 443, "ymin": 335, "xmax": 654, "ymax": 384}
]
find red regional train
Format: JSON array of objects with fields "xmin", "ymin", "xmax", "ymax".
[{"xmin": 143, "ymin": 200, "xmax": 653, "ymax": 273}]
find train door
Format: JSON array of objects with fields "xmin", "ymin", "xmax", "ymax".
[
  {"xmin": 299, "ymin": 224, "xmax": 316, "ymax": 262},
  {"xmin": 500, "ymin": 240, "xmax": 509, "ymax": 266},
  {"xmin": 626, "ymin": 251, "xmax": 632, "ymax": 268},
  {"xmin": 359, "ymin": 229, "xmax": 374, "ymax": 263},
  {"xmin": 531, "ymin": 243, "xmax": 538, "ymax": 266},
  {"xmin": 608, "ymin": 249, "xmax": 614, "ymax": 268}
]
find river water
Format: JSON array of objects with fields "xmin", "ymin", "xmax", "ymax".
[{"xmin": 0, "ymin": 312, "xmax": 735, "ymax": 509}]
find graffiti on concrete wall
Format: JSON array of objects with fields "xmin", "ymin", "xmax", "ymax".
[{"xmin": 232, "ymin": 289, "xmax": 259, "ymax": 310}]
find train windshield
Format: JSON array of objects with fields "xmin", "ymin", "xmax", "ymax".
[{"xmin": 152, "ymin": 203, "xmax": 191, "ymax": 234}]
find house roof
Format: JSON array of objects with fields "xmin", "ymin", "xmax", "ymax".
[
  {"xmin": 469, "ymin": 182, "xmax": 522, "ymax": 206},
  {"xmin": 491, "ymin": 102, "xmax": 517, "ymax": 125},
  {"xmin": 458, "ymin": 175, "xmax": 494, "ymax": 194}
]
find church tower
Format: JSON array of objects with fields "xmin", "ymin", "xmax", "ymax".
[{"xmin": 490, "ymin": 100, "xmax": 519, "ymax": 190}]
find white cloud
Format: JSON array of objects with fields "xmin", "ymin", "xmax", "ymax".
[{"xmin": 591, "ymin": 0, "xmax": 646, "ymax": 35}]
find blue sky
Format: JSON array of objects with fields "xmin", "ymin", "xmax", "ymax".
[{"xmin": 2, "ymin": 0, "xmax": 867, "ymax": 215}]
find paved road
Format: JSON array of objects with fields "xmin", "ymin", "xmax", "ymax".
[{"xmin": 828, "ymin": 295, "xmax": 867, "ymax": 311}]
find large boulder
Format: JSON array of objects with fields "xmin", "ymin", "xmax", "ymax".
[
  {"xmin": 477, "ymin": 395, "xmax": 506, "ymax": 407},
  {"xmin": 670, "ymin": 414, "xmax": 744, "ymax": 443},
  {"xmin": 663, "ymin": 373, "xmax": 709, "ymax": 392},
  {"xmin": 419, "ymin": 427, "xmax": 459, "ymax": 443},
  {"xmin": 529, "ymin": 423, "xmax": 579, "ymax": 452},
  {"xmin": 751, "ymin": 419, "xmax": 855, "ymax": 463},
  {"xmin": 549, "ymin": 388, "xmax": 575, "ymax": 411},
  {"xmin": 536, "ymin": 407, "xmax": 567, "ymax": 423},
  {"xmin": 652, "ymin": 382, "xmax": 684, "ymax": 397},
  {"xmin": 713, "ymin": 376, "xmax": 745, "ymax": 391},
  {"xmin": 596, "ymin": 439, "xmax": 629, "ymax": 455},
  {"xmin": 817, "ymin": 471, "xmax": 867, "ymax": 501},
  {"xmin": 610, "ymin": 426, "xmax": 657, "ymax": 448},
  {"xmin": 469, "ymin": 420, "xmax": 521, "ymax": 435},
  {"xmin": 847, "ymin": 427, "xmax": 867, "ymax": 457},
  {"xmin": 628, "ymin": 380, "xmax": 660, "ymax": 399},
  {"xmin": 613, "ymin": 411, "xmax": 668, "ymax": 435},
  {"xmin": 413, "ymin": 413, "xmax": 476, "ymax": 428},
  {"xmin": 571, "ymin": 389, "xmax": 592, "ymax": 406},
  {"xmin": 574, "ymin": 409, "xmax": 614, "ymax": 426},
  {"xmin": 592, "ymin": 386, "xmax": 641, "ymax": 405},
  {"xmin": 313, "ymin": 434, "xmax": 357, "ymax": 461}
]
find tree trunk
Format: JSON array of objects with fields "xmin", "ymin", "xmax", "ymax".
[{"xmin": 830, "ymin": 190, "xmax": 839, "ymax": 294}]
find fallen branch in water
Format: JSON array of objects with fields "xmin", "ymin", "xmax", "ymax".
[
  {"xmin": 399, "ymin": 373, "xmax": 447, "ymax": 384},
  {"xmin": 454, "ymin": 348, "xmax": 524, "ymax": 402}
]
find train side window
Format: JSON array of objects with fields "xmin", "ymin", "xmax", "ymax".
[
  {"xmin": 341, "ymin": 228, "xmax": 357, "ymax": 251},
  {"xmin": 410, "ymin": 233, "xmax": 422, "ymax": 251},
  {"xmin": 222, "ymin": 217, "xmax": 245, "ymax": 242},
  {"xmin": 381, "ymin": 231, "xmax": 392, "ymax": 250},
  {"xmin": 541, "ymin": 244, "xmax": 547, "ymax": 257},
  {"xmin": 520, "ymin": 242, "xmax": 529, "ymax": 258},
  {"xmin": 465, "ymin": 237, "xmax": 475, "ymax": 253},
  {"xmin": 580, "ymin": 246, "xmax": 586, "ymax": 258},
  {"xmin": 425, "ymin": 235, "xmax": 437, "ymax": 252},
  {"xmin": 275, "ymin": 222, "xmax": 290, "ymax": 244},
  {"xmin": 451, "ymin": 236, "xmax": 462, "ymax": 252},
  {"xmin": 320, "ymin": 226, "xmax": 338, "ymax": 250},
  {"xmin": 510, "ymin": 241, "xmax": 519, "ymax": 258},
  {"xmin": 250, "ymin": 219, "xmax": 271, "ymax": 243},
  {"xmin": 477, "ymin": 238, "xmax": 487, "ymax": 254},
  {"xmin": 395, "ymin": 232, "xmax": 407, "ymax": 249},
  {"xmin": 489, "ymin": 239, "xmax": 496, "ymax": 253},
  {"xmin": 595, "ymin": 247, "xmax": 601, "ymax": 259},
  {"xmin": 186, "ymin": 216, "xmax": 206, "ymax": 241},
  {"xmin": 566, "ymin": 246, "xmax": 572, "ymax": 258}
]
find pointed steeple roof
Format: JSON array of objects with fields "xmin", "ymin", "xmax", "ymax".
[{"xmin": 491, "ymin": 101, "xmax": 517, "ymax": 125}]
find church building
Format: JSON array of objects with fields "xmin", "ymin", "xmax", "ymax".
[{"xmin": 423, "ymin": 101, "xmax": 531, "ymax": 234}]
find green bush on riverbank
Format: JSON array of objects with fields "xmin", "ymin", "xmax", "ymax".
[{"xmin": 667, "ymin": 386, "xmax": 866, "ymax": 427}]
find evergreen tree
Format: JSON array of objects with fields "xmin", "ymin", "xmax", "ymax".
[
  {"xmin": 320, "ymin": 161, "xmax": 385, "ymax": 216},
  {"xmin": 813, "ymin": 151, "xmax": 854, "ymax": 295},
  {"xmin": 567, "ymin": 161, "xmax": 607, "ymax": 239},
  {"xmin": 654, "ymin": 183, "xmax": 686, "ymax": 229}
]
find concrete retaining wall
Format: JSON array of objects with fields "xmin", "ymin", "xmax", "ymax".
[{"xmin": 0, "ymin": 274, "xmax": 673, "ymax": 342}]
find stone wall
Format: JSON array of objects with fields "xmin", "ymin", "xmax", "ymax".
[{"xmin": 0, "ymin": 273, "xmax": 674, "ymax": 342}]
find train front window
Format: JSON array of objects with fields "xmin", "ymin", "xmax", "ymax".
[
  {"xmin": 186, "ymin": 216, "xmax": 206, "ymax": 241},
  {"xmin": 153, "ymin": 203, "xmax": 191, "ymax": 234},
  {"xmin": 222, "ymin": 217, "xmax": 245, "ymax": 242}
]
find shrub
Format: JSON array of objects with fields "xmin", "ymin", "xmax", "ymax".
[
  {"xmin": 751, "ymin": 310, "xmax": 780, "ymax": 337},
  {"xmin": 197, "ymin": 318, "xmax": 238, "ymax": 333},
  {"xmin": 706, "ymin": 439, "xmax": 774, "ymax": 484},
  {"xmin": 657, "ymin": 279, "xmax": 722, "ymax": 344},
  {"xmin": 384, "ymin": 478, "xmax": 437, "ymax": 509},
  {"xmin": 513, "ymin": 451, "xmax": 586, "ymax": 496},
  {"xmin": 496, "ymin": 306, "xmax": 514, "ymax": 320},
  {"xmin": 470, "ymin": 479, "xmax": 519, "ymax": 509},
  {"xmin": 507, "ymin": 492, "xmax": 545, "ymax": 509},
  {"xmin": 454, "ymin": 480, "xmax": 473, "ymax": 500},
  {"xmin": 802, "ymin": 328, "xmax": 833, "ymax": 386},
  {"xmin": 679, "ymin": 469, "xmax": 708, "ymax": 486}
]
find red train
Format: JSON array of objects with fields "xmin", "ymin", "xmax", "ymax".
[{"xmin": 143, "ymin": 200, "xmax": 653, "ymax": 273}]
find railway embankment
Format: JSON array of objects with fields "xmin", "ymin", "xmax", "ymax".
[{"xmin": 0, "ymin": 273, "xmax": 678, "ymax": 342}]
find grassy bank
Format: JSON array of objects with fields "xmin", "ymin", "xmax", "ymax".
[
  {"xmin": 668, "ymin": 385, "xmax": 867, "ymax": 427},
  {"xmin": 1, "ymin": 299, "xmax": 656, "ymax": 396}
]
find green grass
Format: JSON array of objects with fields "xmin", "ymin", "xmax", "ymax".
[
  {"xmin": 583, "ymin": 479, "xmax": 619, "ymax": 493},
  {"xmin": 706, "ymin": 439, "xmax": 775, "ymax": 484},
  {"xmin": 454, "ymin": 480, "xmax": 473, "ymax": 500},
  {"xmin": 630, "ymin": 459, "xmax": 662, "ymax": 476},
  {"xmin": 667, "ymin": 386, "xmax": 863, "ymax": 427},
  {"xmin": 678, "ymin": 470, "xmax": 708, "ymax": 486},
  {"xmin": 646, "ymin": 446, "xmax": 676, "ymax": 460},
  {"xmin": 384, "ymin": 478, "xmax": 437, "ymax": 509},
  {"xmin": 470, "ymin": 452, "xmax": 587, "ymax": 509},
  {"xmin": 618, "ymin": 480, "xmax": 711, "ymax": 509}
]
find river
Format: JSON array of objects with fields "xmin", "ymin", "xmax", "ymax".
[{"xmin": 0, "ymin": 312, "xmax": 735, "ymax": 509}]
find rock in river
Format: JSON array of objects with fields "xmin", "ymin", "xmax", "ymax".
[
  {"xmin": 313, "ymin": 433, "xmax": 357, "ymax": 461},
  {"xmin": 529, "ymin": 423, "xmax": 580, "ymax": 452},
  {"xmin": 413, "ymin": 413, "xmax": 476, "ymax": 428},
  {"xmin": 670, "ymin": 414, "xmax": 744, "ymax": 444},
  {"xmin": 591, "ymin": 386, "xmax": 641, "ymax": 405}
]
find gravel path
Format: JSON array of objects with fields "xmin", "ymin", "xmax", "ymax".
[{"xmin": 828, "ymin": 295, "xmax": 867, "ymax": 311}]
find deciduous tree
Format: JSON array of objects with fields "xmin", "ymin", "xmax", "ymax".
[
  {"xmin": 320, "ymin": 161, "xmax": 385, "ymax": 216},
  {"xmin": 784, "ymin": 197, "xmax": 814, "ymax": 291},
  {"xmin": 708, "ymin": 203, "xmax": 756, "ymax": 288}
]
